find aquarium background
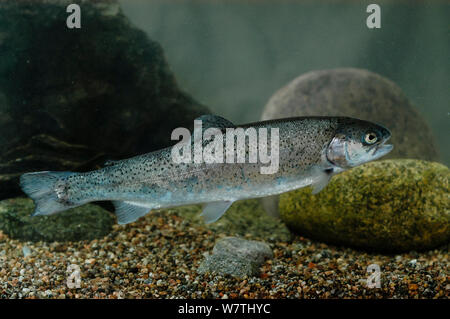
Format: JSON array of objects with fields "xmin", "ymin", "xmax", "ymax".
[
  {"xmin": 120, "ymin": 0, "xmax": 449, "ymax": 165},
  {"xmin": 0, "ymin": 0, "xmax": 448, "ymax": 300}
]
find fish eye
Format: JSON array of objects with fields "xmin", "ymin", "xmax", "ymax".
[{"xmin": 364, "ymin": 132, "xmax": 378, "ymax": 144}]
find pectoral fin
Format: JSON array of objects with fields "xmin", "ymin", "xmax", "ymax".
[
  {"xmin": 311, "ymin": 168, "xmax": 333, "ymax": 195},
  {"xmin": 200, "ymin": 200, "xmax": 234, "ymax": 224}
]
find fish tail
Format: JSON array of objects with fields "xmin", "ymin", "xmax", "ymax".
[{"xmin": 20, "ymin": 171, "xmax": 79, "ymax": 216}]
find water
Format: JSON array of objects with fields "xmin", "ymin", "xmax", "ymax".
[{"xmin": 120, "ymin": 0, "xmax": 449, "ymax": 165}]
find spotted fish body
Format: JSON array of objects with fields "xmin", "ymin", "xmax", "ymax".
[{"xmin": 20, "ymin": 115, "xmax": 393, "ymax": 224}]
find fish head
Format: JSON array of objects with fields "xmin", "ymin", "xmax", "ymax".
[{"xmin": 326, "ymin": 118, "xmax": 393, "ymax": 169}]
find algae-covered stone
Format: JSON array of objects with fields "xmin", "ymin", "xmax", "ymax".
[
  {"xmin": 279, "ymin": 159, "xmax": 449, "ymax": 252},
  {"xmin": 0, "ymin": 198, "xmax": 115, "ymax": 242},
  {"xmin": 174, "ymin": 199, "xmax": 291, "ymax": 243},
  {"xmin": 197, "ymin": 237, "xmax": 273, "ymax": 278}
]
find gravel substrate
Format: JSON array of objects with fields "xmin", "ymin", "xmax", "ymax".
[{"xmin": 0, "ymin": 208, "xmax": 448, "ymax": 299}]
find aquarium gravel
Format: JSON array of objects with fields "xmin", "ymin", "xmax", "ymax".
[{"xmin": 0, "ymin": 210, "xmax": 447, "ymax": 299}]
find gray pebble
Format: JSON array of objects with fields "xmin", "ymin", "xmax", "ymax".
[{"xmin": 197, "ymin": 237, "xmax": 273, "ymax": 278}]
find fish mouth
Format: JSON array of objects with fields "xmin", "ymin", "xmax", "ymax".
[{"xmin": 370, "ymin": 138, "xmax": 393, "ymax": 160}]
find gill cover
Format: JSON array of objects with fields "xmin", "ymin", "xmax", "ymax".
[{"xmin": 326, "ymin": 134, "xmax": 350, "ymax": 168}]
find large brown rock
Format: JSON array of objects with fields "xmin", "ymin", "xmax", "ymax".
[
  {"xmin": 261, "ymin": 68, "xmax": 439, "ymax": 161},
  {"xmin": 0, "ymin": 0, "xmax": 209, "ymax": 199},
  {"xmin": 260, "ymin": 68, "xmax": 439, "ymax": 218}
]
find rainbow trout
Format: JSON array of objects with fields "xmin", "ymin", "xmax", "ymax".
[{"xmin": 20, "ymin": 115, "xmax": 393, "ymax": 224}]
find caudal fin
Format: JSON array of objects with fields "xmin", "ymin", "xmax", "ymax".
[{"xmin": 20, "ymin": 171, "xmax": 77, "ymax": 216}]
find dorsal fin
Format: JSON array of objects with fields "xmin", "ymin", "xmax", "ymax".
[
  {"xmin": 104, "ymin": 159, "xmax": 121, "ymax": 167},
  {"xmin": 195, "ymin": 114, "xmax": 235, "ymax": 131}
]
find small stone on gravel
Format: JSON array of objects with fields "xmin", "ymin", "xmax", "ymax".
[{"xmin": 197, "ymin": 237, "xmax": 273, "ymax": 278}]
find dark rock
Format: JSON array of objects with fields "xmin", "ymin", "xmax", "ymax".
[
  {"xmin": 0, "ymin": 197, "xmax": 115, "ymax": 242},
  {"xmin": 197, "ymin": 237, "xmax": 273, "ymax": 278},
  {"xmin": 260, "ymin": 68, "xmax": 439, "ymax": 217},
  {"xmin": 0, "ymin": 0, "xmax": 209, "ymax": 199},
  {"xmin": 279, "ymin": 159, "xmax": 450, "ymax": 253}
]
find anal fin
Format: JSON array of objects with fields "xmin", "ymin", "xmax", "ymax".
[
  {"xmin": 200, "ymin": 200, "xmax": 234, "ymax": 224},
  {"xmin": 112, "ymin": 201, "xmax": 152, "ymax": 225}
]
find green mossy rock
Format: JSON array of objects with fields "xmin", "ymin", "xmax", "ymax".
[
  {"xmin": 174, "ymin": 199, "xmax": 291, "ymax": 243},
  {"xmin": 279, "ymin": 159, "xmax": 449, "ymax": 252},
  {"xmin": 0, "ymin": 198, "xmax": 115, "ymax": 242}
]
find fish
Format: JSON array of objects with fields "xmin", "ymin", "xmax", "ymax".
[{"xmin": 19, "ymin": 114, "xmax": 393, "ymax": 225}]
